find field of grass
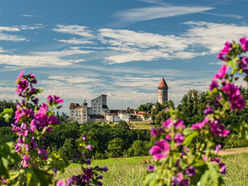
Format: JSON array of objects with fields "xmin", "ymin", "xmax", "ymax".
[
  {"xmin": 58, "ymin": 153, "xmax": 248, "ymax": 185},
  {"xmin": 129, "ymin": 122, "xmax": 154, "ymax": 130}
]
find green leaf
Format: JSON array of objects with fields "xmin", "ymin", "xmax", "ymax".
[
  {"xmin": 144, "ymin": 173, "xmax": 156, "ymax": 186},
  {"xmin": 200, "ymin": 162, "xmax": 223, "ymax": 186},
  {"xmin": 183, "ymin": 130, "xmax": 199, "ymax": 147},
  {"xmin": 0, "ymin": 108, "xmax": 13, "ymax": 123},
  {"xmin": 26, "ymin": 167, "xmax": 53, "ymax": 186}
]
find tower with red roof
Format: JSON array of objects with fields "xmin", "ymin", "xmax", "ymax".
[{"xmin": 158, "ymin": 77, "xmax": 168, "ymax": 105}]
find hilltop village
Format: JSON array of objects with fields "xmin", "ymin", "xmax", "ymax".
[{"xmin": 69, "ymin": 78, "xmax": 168, "ymax": 124}]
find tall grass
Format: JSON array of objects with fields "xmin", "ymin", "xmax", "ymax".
[{"xmin": 58, "ymin": 153, "xmax": 248, "ymax": 185}]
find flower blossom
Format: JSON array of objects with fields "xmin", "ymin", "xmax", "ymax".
[
  {"xmin": 240, "ymin": 37, "xmax": 248, "ymax": 51},
  {"xmin": 162, "ymin": 118, "xmax": 172, "ymax": 128},
  {"xmin": 210, "ymin": 120, "xmax": 229, "ymax": 137},
  {"xmin": 215, "ymin": 144, "xmax": 222, "ymax": 153},
  {"xmin": 209, "ymin": 80, "xmax": 218, "ymax": 91},
  {"xmin": 175, "ymin": 133, "xmax": 184, "ymax": 146},
  {"xmin": 150, "ymin": 139, "xmax": 170, "ymax": 161},
  {"xmin": 16, "ymin": 70, "xmax": 25, "ymax": 81},
  {"xmin": 214, "ymin": 64, "xmax": 229, "ymax": 80},
  {"xmin": 47, "ymin": 95, "xmax": 64, "ymax": 105},
  {"xmin": 211, "ymin": 157, "xmax": 226, "ymax": 174},
  {"xmin": 172, "ymin": 172, "xmax": 189, "ymax": 186},
  {"xmin": 174, "ymin": 120, "xmax": 185, "ymax": 129},
  {"xmin": 82, "ymin": 168, "xmax": 93, "ymax": 183},
  {"xmin": 222, "ymin": 83, "xmax": 245, "ymax": 110},
  {"xmin": 150, "ymin": 127, "xmax": 164, "ymax": 137},
  {"xmin": 203, "ymin": 105, "xmax": 213, "ymax": 115},
  {"xmin": 185, "ymin": 166, "xmax": 196, "ymax": 177},
  {"xmin": 148, "ymin": 165, "xmax": 155, "ymax": 172},
  {"xmin": 240, "ymin": 57, "xmax": 248, "ymax": 74},
  {"xmin": 217, "ymin": 42, "xmax": 232, "ymax": 60},
  {"xmin": 22, "ymin": 155, "xmax": 30, "ymax": 167},
  {"xmin": 191, "ymin": 117, "xmax": 210, "ymax": 130},
  {"xmin": 86, "ymin": 145, "xmax": 93, "ymax": 151}
]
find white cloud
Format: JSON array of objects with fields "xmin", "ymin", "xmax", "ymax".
[
  {"xmin": 209, "ymin": 61, "xmax": 224, "ymax": 65},
  {"xmin": 48, "ymin": 75, "xmax": 101, "ymax": 84},
  {"xmin": 57, "ymin": 38, "xmax": 95, "ymax": 45},
  {"xmin": 0, "ymin": 24, "xmax": 42, "ymax": 42},
  {"xmin": 99, "ymin": 28, "xmax": 188, "ymax": 50},
  {"xmin": 97, "ymin": 22, "xmax": 248, "ymax": 64},
  {"xmin": 184, "ymin": 21, "xmax": 248, "ymax": 53},
  {"xmin": 21, "ymin": 14, "xmax": 34, "ymax": 17},
  {"xmin": 0, "ymin": 87, "xmax": 17, "ymax": 100},
  {"xmin": 53, "ymin": 25, "xmax": 93, "ymax": 37},
  {"xmin": 0, "ymin": 48, "xmax": 92, "ymax": 67},
  {"xmin": 114, "ymin": 5, "xmax": 213, "ymax": 24}
]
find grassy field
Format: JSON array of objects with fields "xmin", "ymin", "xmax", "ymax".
[
  {"xmin": 58, "ymin": 153, "xmax": 248, "ymax": 185},
  {"xmin": 129, "ymin": 122, "xmax": 154, "ymax": 130}
]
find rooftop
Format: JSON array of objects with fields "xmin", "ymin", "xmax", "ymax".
[{"xmin": 158, "ymin": 78, "xmax": 168, "ymax": 88}]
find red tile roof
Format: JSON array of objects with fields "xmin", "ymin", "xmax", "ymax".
[{"xmin": 158, "ymin": 78, "xmax": 168, "ymax": 88}]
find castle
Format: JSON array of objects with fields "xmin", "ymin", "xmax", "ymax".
[{"xmin": 69, "ymin": 78, "xmax": 168, "ymax": 124}]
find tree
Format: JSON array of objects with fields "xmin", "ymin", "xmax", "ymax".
[
  {"xmin": 107, "ymin": 138, "xmax": 124, "ymax": 157},
  {"xmin": 127, "ymin": 140, "xmax": 150, "ymax": 156}
]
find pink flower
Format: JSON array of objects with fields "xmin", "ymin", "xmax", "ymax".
[
  {"xmin": 82, "ymin": 136, "xmax": 87, "ymax": 140},
  {"xmin": 174, "ymin": 120, "xmax": 185, "ymax": 129},
  {"xmin": 203, "ymin": 105, "xmax": 213, "ymax": 115},
  {"xmin": 56, "ymin": 179, "xmax": 66, "ymax": 186},
  {"xmin": 48, "ymin": 115, "xmax": 59, "ymax": 125},
  {"xmin": 222, "ymin": 83, "xmax": 245, "ymax": 110},
  {"xmin": 240, "ymin": 37, "xmax": 248, "ymax": 51},
  {"xmin": 166, "ymin": 134, "xmax": 172, "ymax": 140},
  {"xmin": 38, "ymin": 149, "xmax": 48, "ymax": 160},
  {"xmin": 175, "ymin": 133, "xmax": 184, "ymax": 146},
  {"xmin": 16, "ymin": 70, "xmax": 25, "ymax": 81},
  {"xmin": 147, "ymin": 165, "xmax": 155, "ymax": 172},
  {"xmin": 30, "ymin": 119, "xmax": 37, "ymax": 132},
  {"xmin": 172, "ymin": 172, "xmax": 189, "ymax": 186},
  {"xmin": 86, "ymin": 145, "xmax": 93, "ymax": 151},
  {"xmin": 191, "ymin": 117, "xmax": 209, "ymax": 130},
  {"xmin": 16, "ymin": 80, "xmax": 29, "ymax": 94},
  {"xmin": 47, "ymin": 95, "xmax": 64, "ymax": 105},
  {"xmin": 150, "ymin": 127, "xmax": 164, "ymax": 137},
  {"xmin": 210, "ymin": 120, "xmax": 230, "ymax": 137},
  {"xmin": 151, "ymin": 128, "xmax": 158, "ymax": 137},
  {"xmin": 30, "ymin": 137, "xmax": 37, "ymax": 150},
  {"xmin": 162, "ymin": 118, "xmax": 172, "ymax": 128},
  {"xmin": 215, "ymin": 144, "xmax": 222, "ymax": 153},
  {"xmin": 22, "ymin": 155, "xmax": 30, "ymax": 167},
  {"xmin": 209, "ymin": 80, "xmax": 218, "ymax": 91},
  {"xmin": 218, "ymin": 42, "xmax": 232, "ymax": 60},
  {"xmin": 150, "ymin": 139, "xmax": 170, "ymax": 160},
  {"xmin": 214, "ymin": 64, "xmax": 229, "ymax": 80},
  {"xmin": 185, "ymin": 166, "xmax": 196, "ymax": 177},
  {"xmin": 240, "ymin": 57, "xmax": 248, "ymax": 74}
]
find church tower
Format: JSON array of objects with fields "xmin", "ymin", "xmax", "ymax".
[{"xmin": 158, "ymin": 78, "xmax": 168, "ymax": 105}]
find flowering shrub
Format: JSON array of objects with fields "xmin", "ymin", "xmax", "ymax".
[
  {"xmin": 0, "ymin": 71, "xmax": 107, "ymax": 185},
  {"xmin": 145, "ymin": 37, "xmax": 248, "ymax": 186},
  {"xmin": 57, "ymin": 136, "xmax": 108, "ymax": 185}
]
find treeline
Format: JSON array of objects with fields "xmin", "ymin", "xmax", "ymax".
[
  {"xmin": 0, "ymin": 121, "xmax": 151, "ymax": 160},
  {"xmin": 147, "ymin": 89, "xmax": 248, "ymax": 127}
]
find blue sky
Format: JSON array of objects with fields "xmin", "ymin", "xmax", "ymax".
[{"xmin": 0, "ymin": 0, "xmax": 248, "ymax": 113}]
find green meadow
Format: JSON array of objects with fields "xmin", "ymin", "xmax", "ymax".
[{"xmin": 58, "ymin": 152, "xmax": 248, "ymax": 186}]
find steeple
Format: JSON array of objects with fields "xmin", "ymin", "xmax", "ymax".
[
  {"xmin": 158, "ymin": 77, "xmax": 168, "ymax": 88},
  {"xmin": 158, "ymin": 78, "xmax": 168, "ymax": 105}
]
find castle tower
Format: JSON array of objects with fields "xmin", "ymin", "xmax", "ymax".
[{"xmin": 158, "ymin": 78, "xmax": 168, "ymax": 105}]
